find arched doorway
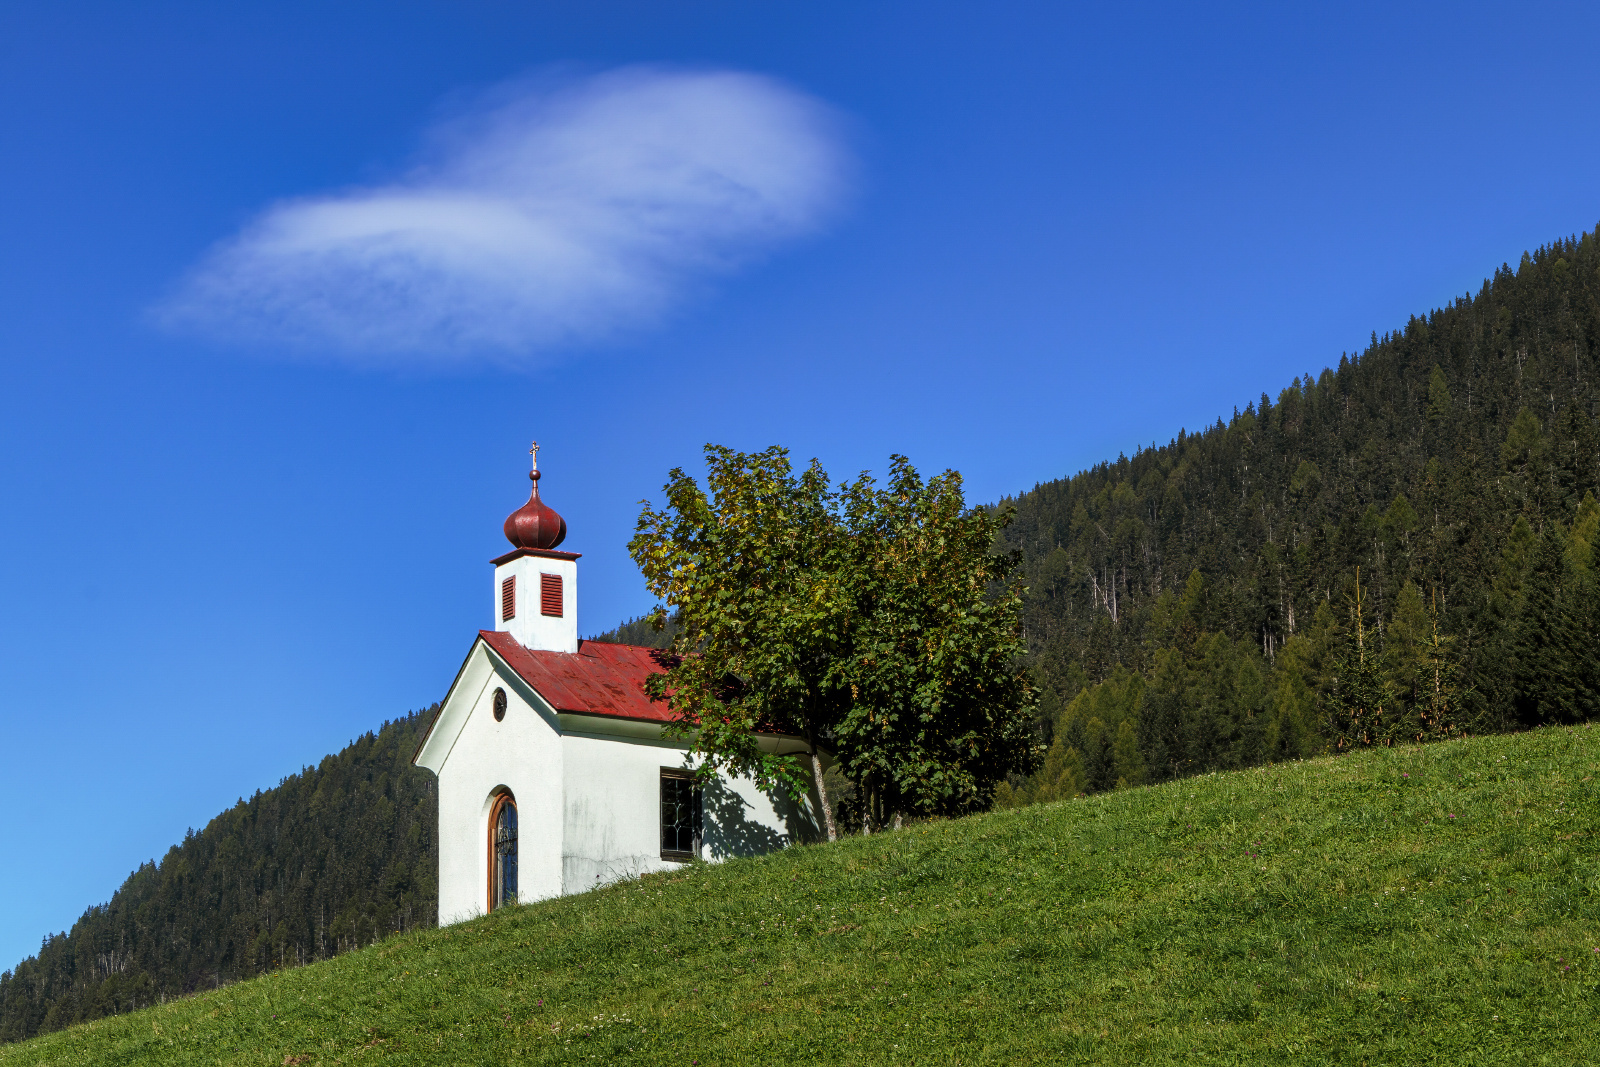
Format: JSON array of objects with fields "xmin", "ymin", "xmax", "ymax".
[{"xmin": 488, "ymin": 792, "xmax": 517, "ymax": 912}]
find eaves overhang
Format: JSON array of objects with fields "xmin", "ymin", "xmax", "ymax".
[{"xmin": 413, "ymin": 632, "xmax": 820, "ymax": 771}]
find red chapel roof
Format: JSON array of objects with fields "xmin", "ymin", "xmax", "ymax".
[{"xmin": 479, "ymin": 630, "xmax": 671, "ymax": 723}]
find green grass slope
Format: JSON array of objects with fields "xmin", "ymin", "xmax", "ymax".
[{"xmin": 4, "ymin": 726, "xmax": 1596, "ymax": 1066}]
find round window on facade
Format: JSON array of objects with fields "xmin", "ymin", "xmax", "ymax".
[{"xmin": 492, "ymin": 687, "xmax": 507, "ymax": 722}]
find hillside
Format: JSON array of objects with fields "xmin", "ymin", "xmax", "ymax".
[
  {"xmin": 2, "ymin": 725, "xmax": 1595, "ymax": 1066},
  {"xmin": 1000, "ymin": 228, "xmax": 1600, "ymax": 802},
  {"xmin": 0, "ymin": 713, "xmax": 438, "ymax": 1044},
  {"xmin": 7, "ymin": 224, "xmax": 1600, "ymax": 1048}
]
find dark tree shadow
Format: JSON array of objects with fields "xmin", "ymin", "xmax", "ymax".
[
  {"xmin": 775, "ymin": 785, "xmax": 824, "ymax": 846},
  {"xmin": 701, "ymin": 776, "xmax": 786, "ymax": 859}
]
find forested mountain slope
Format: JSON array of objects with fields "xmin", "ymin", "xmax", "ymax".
[
  {"xmin": 589, "ymin": 614, "xmax": 676, "ymax": 648},
  {"xmin": 998, "ymin": 228, "xmax": 1600, "ymax": 804},
  {"xmin": 0, "ymin": 713, "xmax": 437, "ymax": 1044}
]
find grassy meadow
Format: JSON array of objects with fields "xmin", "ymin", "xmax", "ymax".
[{"xmin": 3, "ymin": 724, "xmax": 1596, "ymax": 1065}]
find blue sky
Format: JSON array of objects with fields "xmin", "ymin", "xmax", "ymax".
[{"xmin": 3, "ymin": 0, "xmax": 1599, "ymax": 970}]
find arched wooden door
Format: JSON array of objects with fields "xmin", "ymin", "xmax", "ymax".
[{"xmin": 488, "ymin": 793, "xmax": 517, "ymax": 911}]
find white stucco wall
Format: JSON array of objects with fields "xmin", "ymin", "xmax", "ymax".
[
  {"xmin": 425, "ymin": 646, "xmax": 565, "ymax": 925},
  {"xmin": 493, "ymin": 554, "xmax": 577, "ymax": 653},
  {"xmin": 560, "ymin": 720, "xmax": 823, "ymax": 893},
  {"xmin": 419, "ymin": 644, "xmax": 827, "ymax": 926}
]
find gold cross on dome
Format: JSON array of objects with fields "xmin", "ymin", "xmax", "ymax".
[{"xmin": 529, "ymin": 440, "xmax": 540, "ymax": 472}]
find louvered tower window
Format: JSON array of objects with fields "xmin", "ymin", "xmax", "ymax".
[
  {"xmin": 501, "ymin": 576, "xmax": 516, "ymax": 621},
  {"xmin": 540, "ymin": 573, "xmax": 563, "ymax": 617}
]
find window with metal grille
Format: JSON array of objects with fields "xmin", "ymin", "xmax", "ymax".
[
  {"xmin": 501, "ymin": 576, "xmax": 516, "ymax": 621},
  {"xmin": 540, "ymin": 573, "xmax": 564, "ymax": 617},
  {"xmin": 660, "ymin": 770, "xmax": 702, "ymax": 862}
]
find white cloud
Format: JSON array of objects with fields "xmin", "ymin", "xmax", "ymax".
[{"xmin": 159, "ymin": 67, "xmax": 850, "ymax": 360}]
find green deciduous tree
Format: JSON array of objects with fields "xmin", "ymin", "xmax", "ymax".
[
  {"xmin": 829, "ymin": 457, "xmax": 1040, "ymax": 825},
  {"xmin": 629, "ymin": 445, "xmax": 847, "ymax": 838},
  {"xmin": 628, "ymin": 446, "xmax": 1039, "ymax": 839}
]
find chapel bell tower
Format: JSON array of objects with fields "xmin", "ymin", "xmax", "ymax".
[{"xmin": 492, "ymin": 442, "xmax": 579, "ymax": 653}]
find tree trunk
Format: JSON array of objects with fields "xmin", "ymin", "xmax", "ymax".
[{"xmin": 809, "ymin": 749, "xmax": 838, "ymax": 842}]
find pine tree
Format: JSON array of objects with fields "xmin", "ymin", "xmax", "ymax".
[
  {"xmin": 1568, "ymin": 491, "xmax": 1599, "ymax": 573},
  {"xmin": 1426, "ymin": 364, "xmax": 1453, "ymax": 424},
  {"xmin": 1412, "ymin": 590, "xmax": 1468, "ymax": 739},
  {"xmin": 1329, "ymin": 570, "xmax": 1394, "ymax": 747},
  {"xmin": 1112, "ymin": 719, "xmax": 1145, "ymax": 788},
  {"xmin": 1509, "ymin": 525, "xmax": 1598, "ymax": 725},
  {"xmin": 1385, "ymin": 581, "xmax": 1430, "ymax": 721}
]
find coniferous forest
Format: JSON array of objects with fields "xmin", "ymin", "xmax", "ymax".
[
  {"xmin": 4, "ymin": 226, "xmax": 1600, "ymax": 1044},
  {"xmin": 996, "ymin": 230, "xmax": 1600, "ymax": 803},
  {"xmin": 0, "ymin": 714, "xmax": 437, "ymax": 1043}
]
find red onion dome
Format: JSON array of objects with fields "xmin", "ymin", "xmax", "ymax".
[{"xmin": 503, "ymin": 469, "xmax": 567, "ymax": 550}]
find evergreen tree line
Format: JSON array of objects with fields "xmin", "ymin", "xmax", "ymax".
[
  {"xmin": 0, "ymin": 711, "xmax": 438, "ymax": 1044},
  {"xmin": 997, "ymin": 228, "xmax": 1600, "ymax": 806},
  {"xmin": 590, "ymin": 613, "xmax": 677, "ymax": 648}
]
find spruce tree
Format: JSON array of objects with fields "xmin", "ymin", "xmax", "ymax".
[
  {"xmin": 1509, "ymin": 525, "xmax": 1598, "ymax": 725},
  {"xmin": 1413, "ymin": 591, "xmax": 1468, "ymax": 739},
  {"xmin": 1329, "ymin": 570, "xmax": 1393, "ymax": 747}
]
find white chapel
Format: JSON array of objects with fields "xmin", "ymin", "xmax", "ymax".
[{"xmin": 412, "ymin": 448, "xmax": 823, "ymax": 925}]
